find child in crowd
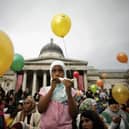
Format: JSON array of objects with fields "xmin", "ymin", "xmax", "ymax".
[{"xmin": 38, "ymin": 60, "xmax": 78, "ymax": 129}]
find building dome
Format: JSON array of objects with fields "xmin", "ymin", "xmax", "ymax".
[{"xmin": 39, "ymin": 39, "xmax": 64, "ymax": 58}]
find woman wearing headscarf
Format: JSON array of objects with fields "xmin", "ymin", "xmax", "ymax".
[
  {"xmin": 38, "ymin": 60, "xmax": 78, "ymax": 129},
  {"xmin": 76, "ymin": 98, "xmax": 97, "ymax": 129},
  {"xmin": 101, "ymin": 97, "xmax": 129, "ymax": 129},
  {"xmin": 11, "ymin": 96, "xmax": 41, "ymax": 129},
  {"xmin": 0, "ymin": 93, "xmax": 7, "ymax": 129}
]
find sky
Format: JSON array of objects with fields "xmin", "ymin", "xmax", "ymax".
[{"xmin": 0, "ymin": 0, "xmax": 129, "ymax": 70}]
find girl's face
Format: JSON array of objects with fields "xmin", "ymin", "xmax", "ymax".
[
  {"xmin": 80, "ymin": 116, "xmax": 93, "ymax": 129},
  {"xmin": 51, "ymin": 65, "xmax": 64, "ymax": 79}
]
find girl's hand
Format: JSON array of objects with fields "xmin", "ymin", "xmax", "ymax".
[
  {"xmin": 62, "ymin": 78, "xmax": 73, "ymax": 95},
  {"xmin": 51, "ymin": 78, "xmax": 61, "ymax": 90}
]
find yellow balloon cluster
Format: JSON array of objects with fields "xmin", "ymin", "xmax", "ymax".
[
  {"xmin": 0, "ymin": 31, "xmax": 14, "ymax": 76},
  {"xmin": 51, "ymin": 13, "xmax": 71, "ymax": 38},
  {"xmin": 112, "ymin": 84, "xmax": 129, "ymax": 104}
]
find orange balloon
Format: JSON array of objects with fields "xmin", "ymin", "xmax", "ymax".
[
  {"xmin": 112, "ymin": 84, "xmax": 129, "ymax": 104},
  {"xmin": 117, "ymin": 52, "xmax": 128, "ymax": 63},
  {"xmin": 96, "ymin": 79, "xmax": 104, "ymax": 88}
]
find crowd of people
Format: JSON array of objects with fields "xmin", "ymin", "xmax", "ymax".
[{"xmin": 0, "ymin": 60, "xmax": 129, "ymax": 129}]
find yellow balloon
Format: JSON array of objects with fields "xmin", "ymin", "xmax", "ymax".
[
  {"xmin": 112, "ymin": 84, "xmax": 129, "ymax": 104},
  {"xmin": 0, "ymin": 31, "xmax": 14, "ymax": 76},
  {"xmin": 51, "ymin": 13, "xmax": 71, "ymax": 38}
]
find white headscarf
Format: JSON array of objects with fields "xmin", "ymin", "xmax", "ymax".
[{"xmin": 50, "ymin": 60, "xmax": 66, "ymax": 78}]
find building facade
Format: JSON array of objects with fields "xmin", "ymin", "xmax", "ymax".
[{"xmin": 0, "ymin": 39, "xmax": 129, "ymax": 95}]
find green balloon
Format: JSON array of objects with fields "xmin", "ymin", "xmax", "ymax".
[
  {"xmin": 90, "ymin": 84, "xmax": 97, "ymax": 93},
  {"xmin": 11, "ymin": 53, "xmax": 24, "ymax": 72}
]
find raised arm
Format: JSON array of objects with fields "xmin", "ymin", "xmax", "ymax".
[
  {"xmin": 63, "ymin": 79, "xmax": 78, "ymax": 118},
  {"xmin": 38, "ymin": 78, "xmax": 60, "ymax": 113}
]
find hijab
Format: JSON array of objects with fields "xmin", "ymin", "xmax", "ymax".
[{"xmin": 50, "ymin": 60, "xmax": 66, "ymax": 79}]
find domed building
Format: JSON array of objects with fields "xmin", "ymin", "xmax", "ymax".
[
  {"xmin": 0, "ymin": 39, "xmax": 129, "ymax": 96},
  {"xmin": 39, "ymin": 39, "xmax": 64, "ymax": 58}
]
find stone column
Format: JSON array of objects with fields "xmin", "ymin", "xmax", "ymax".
[
  {"xmin": 43, "ymin": 71, "xmax": 47, "ymax": 87},
  {"xmin": 22, "ymin": 71, "xmax": 27, "ymax": 92},
  {"xmin": 83, "ymin": 71, "xmax": 88, "ymax": 92},
  {"xmin": 32, "ymin": 71, "xmax": 37, "ymax": 96},
  {"xmin": 73, "ymin": 77, "xmax": 78, "ymax": 89}
]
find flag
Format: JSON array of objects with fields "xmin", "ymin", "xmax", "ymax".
[
  {"xmin": 15, "ymin": 74, "xmax": 23, "ymax": 92},
  {"xmin": 78, "ymin": 75, "xmax": 84, "ymax": 91}
]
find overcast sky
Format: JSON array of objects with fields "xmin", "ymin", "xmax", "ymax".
[{"xmin": 0, "ymin": 0, "xmax": 129, "ymax": 70}]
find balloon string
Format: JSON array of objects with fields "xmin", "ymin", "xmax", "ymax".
[
  {"xmin": 63, "ymin": 38, "xmax": 68, "ymax": 58},
  {"xmin": 62, "ymin": 38, "xmax": 72, "ymax": 78}
]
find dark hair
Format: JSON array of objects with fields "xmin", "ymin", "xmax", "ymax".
[
  {"xmin": 79, "ymin": 110, "xmax": 107, "ymax": 129},
  {"xmin": 108, "ymin": 97, "xmax": 118, "ymax": 105}
]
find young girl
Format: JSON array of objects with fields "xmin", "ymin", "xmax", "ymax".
[{"xmin": 38, "ymin": 60, "xmax": 78, "ymax": 129}]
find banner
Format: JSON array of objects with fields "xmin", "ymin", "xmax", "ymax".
[
  {"xmin": 78, "ymin": 75, "xmax": 84, "ymax": 91},
  {"xmin": 15, "ymin": 74, "xmax": 23, "ymax": 92}
]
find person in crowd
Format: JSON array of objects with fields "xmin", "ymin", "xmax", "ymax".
[
  {"xmin": 5, "ymin": 90, "xmax": 17, "ymax": 116},
  {"xmin": 124, "ymin": 104, "xmax": 129, "ymax": 115},
  {"xmin": 0, "ymin": 91, "xmax": 6, "ymax": 129},
  {"xmin": 101, "ymin": 97, "xmax": 129, "ymax": 129},
  {"xmin": 76, "ymin": 98, "xmax": 97, "ymax": 129},
  {"xmin": 79, "ymin": 98, "xmax": 97, "ymax": 113},
  {"xmin": 16, "ymin": 100, "xmax": 24, "ymax": 112},
  {"xmin": 121, "ymin": 99, "xmax": 129, "ymax": 114},
  {"xmin": 34, "ymin": 92, "xmax": 40, "ymax": 102},
  {"xmin": 11, "ymin": 96, "xmax": 41, "ymax": 129},
  {"xmin": 38, "ymin": 60, "xmax": 78, "ymax": 129},
  {"xmin": 5, "ymin": 108, "xmax": 17, "ymax": 129},
  {"xmin": 99, "ymin": 89, "xmax": 108, "ymax": 102},
  {"xmin": 21, "ymin": 88, "xmax": 31, "ymax": 100},
  {"xmin": 86, "ymin": 90, "xmax": 93, "ymax": 98},
  {"xmin": 15, "ymin": 87, "xmax": 23, "ymax": 105},
  {"xmin": 5, "ymin": 99, "xmax": 24, "ymax": 128},
  {"xmin": 79, "ymin": 110, "xmax": 108, "ymax": 129}
]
